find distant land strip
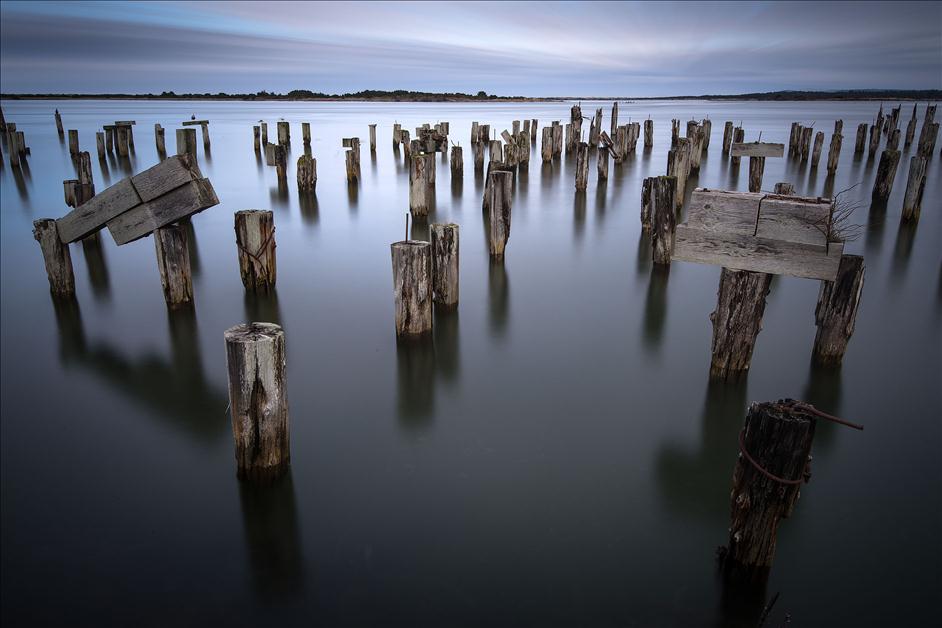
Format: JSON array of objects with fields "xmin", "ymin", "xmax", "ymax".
[{"xmin": 1, "ymin": 89, "xmax": 939, "ymax": 102}]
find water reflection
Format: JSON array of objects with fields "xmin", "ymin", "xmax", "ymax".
[
  {"xmin": 488, "ymin": 259, "xmax": 510, "ymax": 339},
  {"xmin": 346, "ymin": 180, "xmax": 359, "ymax": 211},
  {"xmin": 451, "ymin": 171, "xmax": 463, "ymax": 200},
  {"xmin": 864, "ymin": 199, "xmax": 887, "ymax": 254},
  {"xmin": 238, "ymin": 470, "xmax": 304, "ymax": 601},
  {"xmin": 298, "ymin": 191, "xmax": 319, "ymax": 225},
  {"xmin": 433, "ymin": 309, "xmax": 460, "ymax": 383},
  {"xmin": 801, "ymin": 358, "xmax": 843, "ymax": 453},
  {"xmin": 270, "ymin": 178, "xmax": 290, "ymax": 208},
  {"xmin": 572, "ymin": 191, "xmax": 586, "ymax": 243},
  {"xmin": 642, "ymin": 265, "xmax": 669, "ymax": 354},
  {"xmin": 181, "ymin": 218, "xmax": 202, "ymax": 277},
  {"xmin": 11, "ymin": 166, "xmax": 29, "ymax": 201},
  {"xmin": 396, "ymin": 335, "xmax": 435, "ymax": 428},
  {"xmin": 244, "ymin": 288, "xmax": 283, "ymax": 327},
  {"xmin": 636, "ymin": 230, "xmax": 652, "ymax": 278},
  {"xmin": 891, "ymin": 220, "xmax": 918, "ymax": 276},
  {"xmin": 713, "ymin": 561, "xmax": 770, "ymax": 628},
  {"xmin": 80, "ymin": 232, "xmax": 111, "ymax": 301},
  {"xmin": 410, "ymin": 217, "xmax": 429, "ymax": 242},
  {"xmin": 51, "ymin": 297, "xmax": 228, "ymax": 442}
]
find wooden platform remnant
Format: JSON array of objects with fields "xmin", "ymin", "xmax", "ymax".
[
  {"xmin": 730, "ymin": 142, "xmax": 784, "ymax": 158},
  {"xmin": 56, "ymin": 155, "xmax": 219, "ymax": 245},
  {"xmin": 673, "ymin": 188, "xmax": 844, "ymax": 281}
]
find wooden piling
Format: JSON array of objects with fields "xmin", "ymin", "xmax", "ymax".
[
  {"xmin": 787, "ymin": 122, "xmax": 800, "ymax": 156},
  {"xmin": 489, "ymin": 139, "xmax": 502, "ymax": 164},
  {"xmin": 799, "ymin": 126, "xmax": 813, "ymax": 161},
  {"xmin": 812, "ymin": 254, "xmax": 864, "ymax": 365},
  {"xmin": 918, "ymin": 122, "xmax": 938, "ymax": 156},
  {"xmin": 273, "ymin": 144, "xmax": 287, "ymax": 181},
  {"xmin": 569, "ymin": 104, "xmax": 582, "ymax": 151},
  {"xmin": 345, "ymin": 139, "xmax": 361, "ymax": 182},
  {"xmin": 368, "ymin": 124, "xmax": 376, "ymax": 152},
  {"xmin": 430, "ymin": 223, "xmax": 459, "ymax": 309},
  {"xmin": 68, "ymin": 129, "xmax": 79, "ymax": 156},
  {"xmin": 451, "ymin": 145, "xmax": 463, "ymax": 176},
  {"xmin": 810, "ymin": 131, "xmax": 824, "ymax": 168},
  {"xmin": 530, "ymin": 119, "xmax": 538, "ymax": 142},
  {"xmin": 589, "ymin": 108, "xmax": 602, "ymax": 147},
  {"xmin": 671, "ymin": 119, "xmax": 680, "ymax": 148},
  {"xmin": 541, "ymin": 127, "xmax": 553, "ymax": 162},
  {"xmin": 701, "ymin": 119, "xmax": 712, "ymax": 149},
  {"xmin": 854, "ymin": 123, "xmax": 867, "ymax": 154},
  {"xmin": 727, "ymin": 400, "xmax": 816, "ymax": 568},
  {"xmin": 224, "ymin": 322, "xmax": 290, "ymax": 482},
  {"xmin": 574, "ymin": 142, "xmax": 589, "ymax": 191},
  {"xmin": 301, "ymin": 122, "xmax": 311, "ymax": 147},
  {"xmin": 867, "ymin": 122, "xmax": 882, "ymax": 159},
  {"xmin": 723, "ymin": 121, "xmax": 734, "ymax": 154},
  {"xmin": 486, "ymin": 171, "xmax": 513, "ymax": 259},
  {"xmin": 154, "ymin": 224, "xmax": 194, "ymax": 307},
  {"xmin": 155, "ymin": 124, "xmax": 166, "ymax": 154},
  {"xmin": 871, "ymin": 149, "xmax": 900, "ymax": 200},
  {"xmin": 253, "ymin": 125, "xmax": 260, "ymax": 151},
  {"xmin": 297, "ymin": 154, "xmax": 317, "ymax": 192},
  {"xmin": 651, "ymin": 176, "xmax": 676, "ymax": 265},
  {"xmin": 826, "ymin": 133, "xmax": 842, "ymax": 175},
  {"xmin": 32, "ymin": 219, "xmax": 75, "ymax": 297},
  {"xmin": 96, "ymin": 132, "xmax": 106, "ymax": 159},
  {"xmin": 394, "ymin": 123, "xmax": 402, "ymax": 149},
  {"xmin": 55, "ymin": 109, "xmax": 63, "ymax": 135},
  {"xmin": 199, "ymin": 123, "xmax": 210, "ymax": 150},
  {"xmin": 834, "ymin": 119, "xmax": 843, "ymax": 135},
  {"xmin": 401, "ymin": 130, "xmax": 411, "ymax": 159},
  {"xmin": 644, "ymin": 118, "xmax": 654, "ymax": 148},
  {"xmin": 730, "ymin": 127, "xmax": 744, "ymax": 167},
  {"xmin": 901, "ymin": 155, "xmax": 928, "ymax": 221},
  {"xmin": 597, "ymin": 145, "xmax": 609, "ymax": 181},
  {"xmin": 886, "ymin": 128, "xmax": 900, "ymax": 151},
  {"xmin": 235, "ymin": 210, "xmax": 277, "ymax": 290},
  {"xmin": 104, "ymin": 126, "xmax": 115, "ymax": 153},
  {"xmin": 277, "ymin": 121, "xmax": 290, "ymax": 146},
  {"xmin": 641, "ymin": 177, "xmax": 654, "ymax": 231},
  {"xmin": 668, "ymin": 138, "xmax": 691, "ymax": 209},
  {"xmin": 904, "ymin": 104, "xmax": 917, "ymax": 147},
  {"xmin": 391, "ymin": 240, "xmax": 433, "ymax": 337},
  {"xmin": 773, "ymin": 182, "xmax": 795, "ymax": 195},
  {"xmin": 176, "ymin": 128, "xmax": 197, "ymax": 157},
  {"xmin": 709, "ymin": 268, "xmax": 772, "ymax": 379},
  {"xmin": 409, "ymin": 152, "xmax": 433, "ymax": 219},
  {"xmin": 261, "ymin": 122, "xmax": 268, "ymax": 145},
  {"xmin": 918, "ymin": 105, "xmax": 936, "ymax": 147},
  {"xmin": 610, "ymin": 102, "xmax": 619, "ymax": 136},
  {"xmin": 748, "ymin": 157, "xmax": 765, "ymax": 193}
]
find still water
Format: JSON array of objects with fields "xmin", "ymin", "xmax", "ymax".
[{"xmin": 1, "ymin": 99, "xmax": 940, "ymax": 627}]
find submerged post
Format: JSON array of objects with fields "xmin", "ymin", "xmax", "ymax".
[
  {"xmin": 812, "ymin": 254, "xmax": 865, "ymax": 365},
  {"xmin": 901, "ymin": 155, "xmax": 928, "ymax": 221},
  {"xmin": 154, "ymin": 224, "xmax": 194, "ymax": 307},
  {"xmin": 235, "ymin": 210, "xmax": 277, "ymax": 290},
  {"xmin": 730, "ymin": 127, "xmax": 744, "ymax": 167},
  {"xmin": 390, "ymin": 240, "xmax": 433, "ymax": 337},
  {"xmin": 810, "ymin": 131, "xmax": 824, "ymax": 168},
  {"xmin": 176, "ymin": 128, "xmax": 197, "ymax": 157},
  {"xmin": 748, "ymin": 157, "xmax": 765, "ymax": 193},
  {"xmin": 33, "ymin": 219, "xmax": 75, "ymax": 297},
  {"xmin": 450, "ymin": 145, "xmax": 463, "ymax": 176},
  {"xmin": 430, "ymin": 223, "xmax": 459, "ymax": 309},
  {"xmin": 651, "ymin": 176, "xmax": 676, "ymax": 265},
  {"xmin": 68, "ymin": 129, "xmax": 79, "ymax": 156},
  {"xmin": 854, "ymin": 123, "xmax": 867, "ymax": 154},
  {"xmin": 155, "ymin": 124, "xmax": 166, "ymax": 154},
  {"xmin": 644, "ymin": 118, "xmax": 654, "ymax": 148},
  {"xmin": 301, "ymin": 122, "xmax": 311, "ymax": 147},
  {"xmin": 96, "ymin": 132, "xmax": 106, "ymax": 159},
  {"xmin": 826, "ymin": 133, "xmax": 842, "ymax": 175},
  {"xmin": 871, "ymin": 149, "xmax": 900, "ymax": 201},
  {"xmin": 709, "ymin": 268, "xmax": 772, "ymax": 380},
  {"xmin": 723, "ymin": 121, "xmax": 734, "ymax": 154},
  {"xmin": 253, "ymin": 125, "xmax": 261, "ymax": 151},
  {"xmin": 297, "ymin": 154, "xmax": 317, "ymax": 192},
  {"xmin": 541, "ymin": 126, "xmax": 553, "ymax": 162},
  {"xmin": 486, "ymin": 171, "xmax": 513, "ymax": 259},
  {"xmin": 225, "ymin": 323, "xmax": 290, "ymax": 482},
  {"xmin": 727, "ymin": 400, "xmax": 817, "ymax": 569},
  {"xmin": 409, "ymin": 152, "xmax": 433, "ymax": 219},
  {"xmin": 55, "ymin": 109, "xmax": 64, "ymax": 135},
  {"xmin": 574, "ymin": 142, "xmax": 589, "ymax": 191}
]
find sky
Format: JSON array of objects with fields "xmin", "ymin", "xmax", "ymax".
[{"xmin": 1, "ymin": 1, "xmax": 939, "ymax": 96}]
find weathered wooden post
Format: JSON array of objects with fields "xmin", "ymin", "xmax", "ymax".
[
  {"xmin": 451, "ymin": 145, "xmax": 463, "ymax": 176},
  {"xmin": 687, "ymin": 120, "xmax": 704, "ymax": 173},
  {"xmin": 701, "ymin": 119, "xmax": 712, "ymax": 149},
  {"xmin": 224, "ymin": 322, "xmax": 290, "ymax": 482},
  {"xmin": 642, "ymin": 118, "xmax": 653, "ymax": 148},
  {"xmin": 552, "ymin": 122, "xmax": 562, "ymax": 157},
  {"xmin": 812, "ymin": 255, "xmax": 864, "ymax": 365},
  {"xmin": 516, "ymin": 131, "xmax": 530, "ymax": 166},
  {"xmin": 368, "ymin": 123, "xmax": 376, "ymax": 152},
  {"xmin": 826, "ymin": 133, "xmax": 842, "ymax": 175},
  {"xmin": 723, "ymin": 121, "xmax": 734, "ymax": 154},
  {"xmin": 867, "ymin": 121, "xmax": 882, "ymax": 159},
  {"xmin": 569, "ymin": 104, "xmax": 583, "ymax": 151},
  {"xmin": 610, "ymin": 102, "xmax": 619, "ymax": 136},
  {"xmin": 277, "ymin": 121, "xmax": 290, "ymax": 146},
  {"xmin": 391, "ymin": 240, "xmax": 433, "ymax": 337},
  {"xmin": 709, "ymin": 268, "xmax": 772, "ymax": 379},
  {"xmin": 589, "ymin": 108, "xmax": 602, "ymax": 147},
  {"xmin": 904, "ymin": 104, "xmax": 917, "ymax": 147},
  {"xmin": 393, "ymin": 123, "xmax": 402, "ymax": 149},
  {"xmin": 68, "ymin": 129, "xmax": 79, "ymax": 156},
  {"xmin": 901, "ymin": 155, "xmax": 928, "ymax": 221},
  {"xmin": 530, "ymin": 119, "xmax": 538, "ymax": 142},
  {"xmin": 252, "ymin": 125, "xmax": 260, "ymax": 151},
  {"xmin": 119, "ymin": 122, "xmax": 135, "ymax": 150},
  {"xmin": 667, "ymin": 138, "xmax": 690, "ymax": 209},
  {"xmin": 272, "ymin": 144, "xmax": 287, "ymax": 181},
  {"xmin": 155, "ymin": 124, "xmax": 166, "ymax": 154},
  {"xmin": 671, "ymin": 119, "xmax": 680, "ymax": 148},
  {"xmin": 726, "ymin": 400, "xmax": 817, "ymax": 569},
  {"xmin": 597, "ymin": 144, "xmax": 609, "ymax": 181},
  {"xmin": 297, "ymin": 154, "xmax": 317, "ymax": 192},
  {"xmin": 799, "ymin": 126, "xmax": 813, "ymax": 161},
  {"xmin": 235, "ymin": 210, "xmax": 277, "ymax": 290},
  {"xmin": 102, "ymin": 125, "xmax": 114, "ymax": 154},
  {"xmin": 400, "ymin": 130, "xmax": 411, "ymax": 159},
  {"xmin": 574, "ymin": 142, "xmax": 589, "ymax": 191},
  {"xmin": 33, "ymin": 219, "xmax": 75, "ymax": 297},
  {"xmin": 730, "ymin": 127, "xmax": 744, "ymax": 167},
  {"xmin": 55, "ymin": 109, "xmax": 64, "ymax": 135},
  {"xmin": 409, "ymin": 152, "xmax": 433, "ymax": 219},
  {"xmin": 886, "ymin": 128, "xmax": 900, "ymax": 151},
  {"xmin": 260, "ymin": 122, "xmax": 268, "ymax": 145},
  {"xmin": 918, "ymin": 122, "xmax": 938, "ymax": 156},
  {"xmin": 773, "ymin": 182, "xmax": 795, "ymax": 195},
  {"xmin": 430, "ymin": 223, "xmax": 459, "ymax": 309},
  {"xmin": 489, "ymin": 139, "xmax": 503, "ymax": 163},
  {"xmin": 154, "ymin": 224, "xmax": 194, "ymax": 307},
  {"xmin": 96, "ymin": 132, "xmax": 106, "ymax": 159},
  {"xmin": 176, "ymin": 128, "xmax": 197, "ymax": 157},
  {"xmin": 787, "ymin": 122, "xmax": 800, "ymax": 156},
  {"xmin": 541, "ymin": 127, "xmax": 553, "ymax": 162},
  {"xmin": 199, "ymin": 122, "xmax": 210, "ymax": 150},
  {"xmin": 854, "ymin": 123, "xmax": 867, "ymax": 154},
  {"xmin": 486, "ymin": 171, "xmax": 513, "ymax": 259},
  {"xmin": 651, "ymin": 176, "xmax": 676, "ymax": 265},
  {"xmin": 871, "ymin": 149, "xmax": 900, "ymax": 200},
  {"xmin": 344, "ymin": 138, "xmax": 361, "ymax": 182},
  {"xmin": 810, "ymin": 131, "xmax": 824, "ymax": 169}
]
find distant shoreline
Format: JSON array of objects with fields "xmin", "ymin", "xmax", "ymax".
[{"xmin": 1, "ymin": 89, "xmax": 938, "ymax": 103}]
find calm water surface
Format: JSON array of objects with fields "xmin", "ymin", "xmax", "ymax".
[{"xmin": 1, "ymin": 99, "xmax": 940, "ymax": 627}]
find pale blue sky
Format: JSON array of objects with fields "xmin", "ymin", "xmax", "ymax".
[{"xmin": 1, "ymin": 1, "xmax": 939, "ymax": 95}]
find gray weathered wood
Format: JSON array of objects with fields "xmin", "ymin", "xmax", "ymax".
[
  {"xmin": 55, "ymin": 110, "xmax": 63, "ymax": 134},
  {"xmin": 155, "ymin": 123, "xmax": 166, "ymax": 154},
  {"xmin": 886, "ymin": 128, "xmax": 900, "ymax": 151},
  {"xmin": 826, "ymin": 133, "xmax": 842, "ymax": 175},
  {"xmin": 687, "ymin": 120, "xmax": 705, "ymax": 172},
  {"xmin": 854, "ymin": 123, "xmax": 867, "ymax": 153},
  {"xmin": 901, "ymin": 155, "xmax": 928, "ymax": 221},
  {"xmin": 176, "ymin": 128, "xmax": 197, "ymax": 157},
  {"xmin": 702, "ymin": 119, "xmax": 712, "ymax": 149},
  {"xmin": 104, "ymin": 126, "xmax": 115, "ymax": 153},
  {"xmin": 727, "ymin": 400, "xmax": 816, "ymax": 568},
  {"xmin": 393, "ymin": 123, "xmax": 401, "ymax": 148},
  {"xmin": 409, "ymin": 152, "xmax": 433, "ymax": 218},
  {"xmin": 235, "ymin": 210, "xmax": 277, "ymax": 290},
  {"xmin": 57, "ymin": 177, "xmax": 142, "ymax": 243},
  {"xmin": 253, "ymin": 125, "xmax": 261, "ymax": 151},
  {"xmin": 730, "ymin": 127, "xmax": 744, "ymax": 167},
  {"xmin": 597, "ymin": 145, "xmax": 609, "ymax": 181},
  {"xmin": 748, "ymin": 157, "xmax": 765, "ymax": 193},
  {"xmin": 154, "ymin": 224, "xmax": 193, "ymax": 307},
  {"xmin": 107, "ymin": 178, "xmax": 219, "ymax": 245},
  {"xmin": 33, "ymin": 219, "xmax": 75, "ymax": 296},
  {"xmin": 132, "ymin": 154, "xmax": 204, "ymax": 202},
  {"xmin": 651, "ymin": 176, "xmax": 676, "ymax": 265},
  {"xmin": 225, "ymin": 322, "xmax": 290, "ymax": 482},
  {"xmin": 430, "ymin": 223, "xmax": 459, "ymax": 309},
  {"xmin": 710, "ymin": 268, "xmax": 771, "ymax": 379},
  {"xmin": 810, "ymin": 131, "xmax": 824, "ymax": 168},
  {"xmin": 773, "ymin": 182, "xmax": 794, "ymax": 195},
  {"xmin": 730, "ymin": 142, "xmax": 784, "ymax": 158},
  {"xmin": 277, "ymin": 121, "xmax": 290, "ymax": 146},
  {"xmin": 487, "ymin": 171, "xmax": 513, "ymax": 259},
  {"xmin": 391, "ymin": 241, "xmax": 433, "ymax": 337},
  {"xmin": 574, "ymin": 142, "xmax": 589, "ymax": 191},
  {"xmin": 723, "ymin": 121, "xmax": 734, "ymax": 154},
  {"xmin": 867, "ymin": 121, "xmax": 882, "ymax": 159},
  {"xmin": 451, "ymin": 145, "xmax": 463, "ymax": 176},
  {"xmin": 871, "ymin": 149, "xmax": 900, "ymax": 200},
  {"xmin": 260, "ymin": 122, "xmax": 268, "ymax": 145},
  {"xmin": 541, "ymin": 126, "xmax": 553, "ymax": 162},
  {"xmin": 302, "ymin": 122, "xmax": 311, "ymax": 146},
  {"xmin": 96, "ymin": 132, "xmax": 106, "ymax": 159},
  {"xmin": 644, "ymin": 118, "xmax": 654, "ymax": 148},
  {"xmin": 904, "ymin": 104, "xmax": 917, "ymax": 147},
  {"xmin": 116, "ymin": 126, "xmax": 130, "ymax": 157},
  {"xmin": 368, "ymin": 123, "xmax": 376, "ymax": 152},
  {"xmin": 667, "ymin": 138, "xmax": 690, "ymax": 210},
  {"xmin": 813, "ymin": 254, "xmax": 864, "ymax": 365},
  {"xmin": 68, "ymin": 129, "xmax": 79, "ymax": 155},
  {"xmin": 799, "ymin": 126, "xmax": 813, "ymax": 161},
  {"xmin": 530, "ymin": 119, "xmax": 538, "ymax": 142},
  {"xmin": 297, "ymin": 154, "xmax": 317, "ymax": 192},
  {"xmin": 611, "ymin": 101, "xmax": 619, "ymax": 136}
]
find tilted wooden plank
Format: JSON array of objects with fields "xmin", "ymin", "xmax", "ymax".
[
  {"xmin": 56, "ymin": 177, "xmax": 142, "ymax": 243},
  {"xmin": 130, "ymin": 154, "xmax": 203, "ymax": 202},
  {"xmin": 106, "ymin": 178, "xmax": 219, "ymax": 245},
  {"xmin": 730, "ymin": 142, "xmax": 785, "ymax": 158},
  {"xmin": 181, "ymin": 120, "xmax": 209, "ymax": 126},
  {"xmin": 115, "ymin": 120, "xmax": 136, "ymax": 125},
  {"xmin": 673, "ymin": 224, "xmax": 843, "ymax": 280},
  {"xmin": 500, "ymin": 130, "xmax": 514, "ymax": 144}
]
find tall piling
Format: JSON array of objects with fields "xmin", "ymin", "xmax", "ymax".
[
  {"xmin": 574, "ymin": 142, "xmax": 589, "ymax": 191},
  {"xmin": 430, "ymin": 223, "xmax": 459, "ymax": 310},
  {"xmin": 297, "ymin": 154, "xmax": 317, "ymax": 192},
  {"xmin": 154, "ymin": 224, "xmax": 194, "ymax": 308},
  {"xmin": 826, "ymin": 133, "xmax": 842, "ymax": 175},
  {"xmin": 391, "ymin": 240, "xmax": 433, "ymax": 337},
  {"xmin": 235, "ymin": 210, "xmax": 277, "ymax": 290},
  {"xmin": 871, "ymin": 149, "xmax": 900, "ymax": 200},
  {"xmin": 33, "ymin": 219, "xmax": 75, "ymax": 297},
  {"xmin": 723, "ymin": 121, "xmax": 734, "ymax": 154},
  {"xmin": 486, "ymin": 171, "xmax": 513, "ymax": 259},
  {"xmin": 651, "ymin": 176, "xmax": 676, "ymax": 265},
  {"xmin": 812, "ymin": 255, "xmax": 865, "ymax": 365},
  {"xmin": 709, "ymin": 268, "xmax": 772, "ymax": 380},
  {"xmin": 810, "ymin": 131, "xmax": 824, "ymax": 168},
  {"xmin": 901, "ymin": 155, "xmax": 928, "ymax": 221}
]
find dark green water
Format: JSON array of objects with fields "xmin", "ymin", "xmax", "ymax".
[{"xmin": 1, "ymin": 100, "xmax": 940, "ymax": 627}]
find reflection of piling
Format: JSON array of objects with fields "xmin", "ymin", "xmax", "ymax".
[{"xmin": 68, "ymin": 129, "xmax": 79, "ymax": 156}]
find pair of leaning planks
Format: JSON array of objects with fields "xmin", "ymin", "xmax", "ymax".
[{"xmin": 56, "ymin": 155, "xmax": 218, "ymax": 246}]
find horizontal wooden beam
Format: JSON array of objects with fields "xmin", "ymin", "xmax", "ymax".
[
  {"xmin": 181, "ymin": 120, "xmax": 209, "ymax": 126},
  {"xmin": 56, "ymin": 178, "xmax": 141, "ymax": 243},
  {"xmin": 730, "ymin": 142, "xmax": 784, "ymax": 158},
  {"xmin": 107, "ymin": 178, "xmax": 218, "ymax": 245}
]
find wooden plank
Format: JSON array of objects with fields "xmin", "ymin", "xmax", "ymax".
[
  {"xmin": 106, "ymin": 178, "xmax": 219, "ymax": 245},
  {"xmin": 130, "ymin": 154, "xmax": 203, "ymax": 202},
  {"xmin": 500, "ymin": 130, "xmax": 513, "ymax": 144},
  {"xmin": 730, "ymin": 142, "xmax": 785, "ymax": 158},
  {"xmin": 114, "ymin": 120, "xmax": 136, "ymax": 125},
  {"xmin": 56, "ymin": 177, "xmax": 142, "ymax": 243},
  {"xmin": 181, "ymin": 120, "xmax": 209, "ymax": 126},
  {"xmin": 756, "ymin": 197, "xmax": 831, "ymax": 246},
  {"xmin": 673, "ymin": 225, "xmax": 843, "ymax": 280}
]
